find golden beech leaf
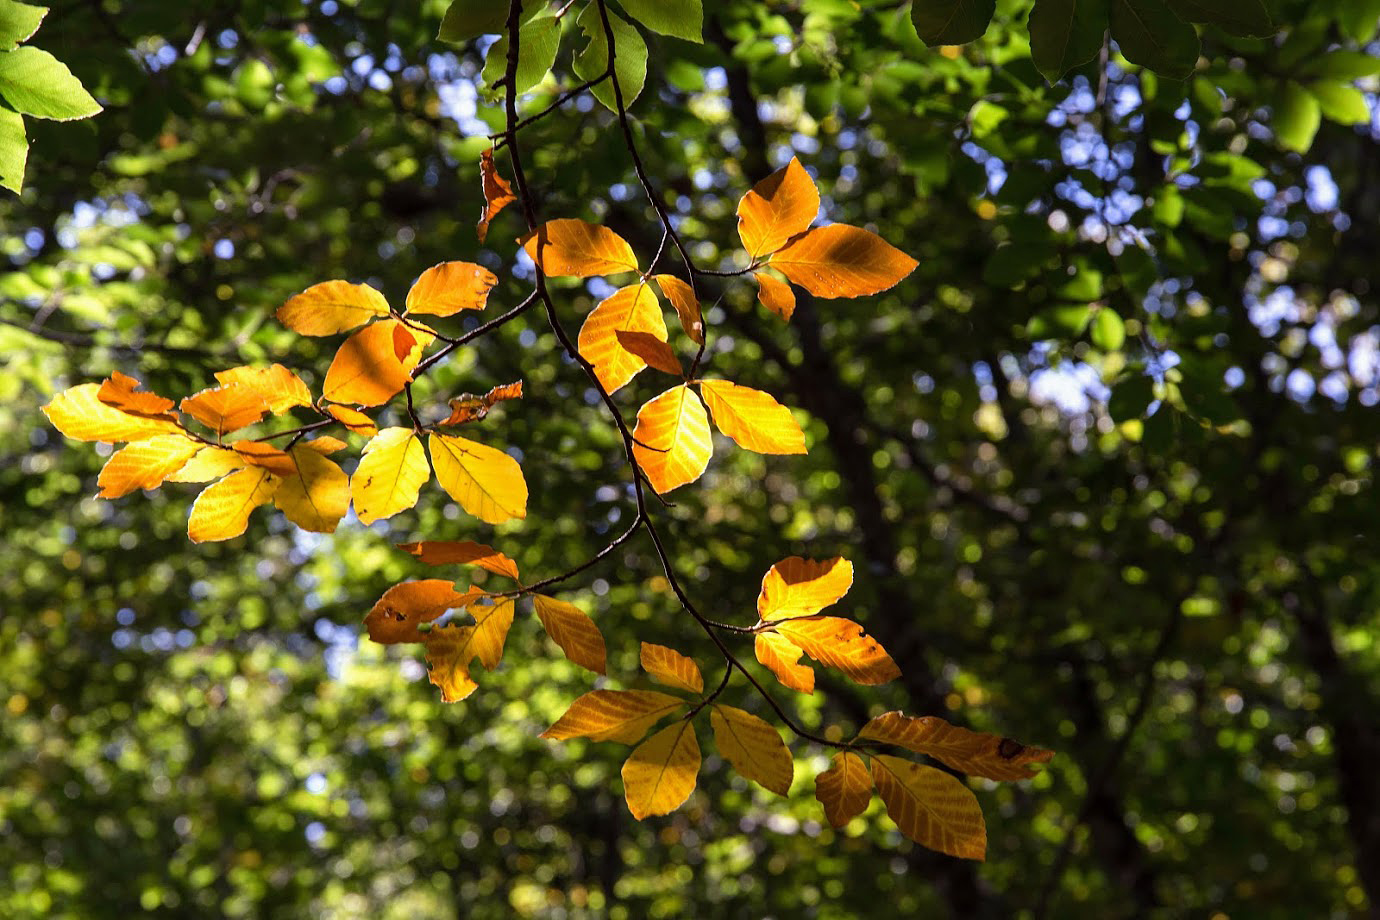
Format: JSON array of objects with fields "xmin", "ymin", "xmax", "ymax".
[
  {"xmin": 773, "ymin": 616, "xmax": 901, "ymax": 686},
  {"xmin": 578, "ymin": 282, "xmax": 668, "ymax": 394},
  {"xmin": 870, "ymin": 755, "xmax": 988, "ymax": 861},
  {"xmin": 857, "ymin": 712, "xmax": 1054, "ymax": 781},
  {"xmin": 228, "ymin": 441, "xmax": 299, "ymax": 478},
  {"xmin": 478, "ymin": 148, "xmax": 517, "ymax": 243},
  {"xmin": 96, "ymin": 371, "xmax": 176, "ymax": 417},
  {"xmin": 639, "ymin": 643, "xmax": 703, "ymax": 694},
  {"xmin": 541, "ymin": 689, "xmax": 686, "ymax": 743},
  {"xmin": 428, "ymin": 433, "xmax": 528, "ymax": 524},
  {"xmin": 395, "ymin": 320, "xmax": 435, "ymax": 378},
  {"xmin": 769, "ymin": 224, "xmax": 919, "ymax": 298},
  {"xmin": 351, "ymin": 427, "xmax": 429, "ymax": 525},
  {"xmin": 180, "ymin": 383, "xmax": 270, "ymax": 436},
  {"xmin": 466, "ymin": 598, "xmax": 516, "ymax": 671},
  {"xmin": 96, "ymin": 434, "xmax": 202, "ymax": 499},
  {"xmin": 272, "ymin": 445, "xmax": 350, "ymax": 533},
  {"xmin": 816, "ymin": 751, "xmax": 872, "ymax": 827},
  {"xmin": 43, "ymin": 383, "xmax": 183, "ymax": 443},
  {"xmin": 622, "ymin": 721, "xmax": 701, "ymax": 820},
  {"xmin": 325, "ymin": 404, "xmax": 378, "ymax": 436},
  {"xmin": 757, "ymin": 556, "xmax": 854, "ymax": 621},
  {"xmin": 404, "ymin": 261, "xmax": 499, "ymax": 317},
  {"xmin": 166, "ymin": 446, "xmax": 246, "ymax": 483},
  {"xmin": 423, "ymin": 626, "xmax": 481, "ymax": 702},
  {"xmin": 322, "ymin": 319, "xmax": 414, "ymax": 407},
  {"xmin": 363, "ymin": 579, "xmax": 483, "ymax": 645},
  {"xmin": 520, "ymin": 218, "xmax": 639, "ymax": 277},
  {"xmin": 631, "ymin": 385, "xmax": 712, "ymax": 494},
  {"xmin": 187, "ymin": 467, "xmax": 280, "ymax": 543},
  {"xmin": 698, "ymin": 380, "xmax": 806, "ymax": 455},
  {"xmin": 754, "ymin": 271, "xmax": 796, "ymax": 321},
  {"xmin": 652, "ymin": 274, "xmax": 703, "ymax": 344},
  {"xmin": 710, "ymin": 704, "xmax": 793, "ymax": 796},
  {"xmin": 213, "ymin": 364, "xmax": 312, "ymax": 414},
  {"xmin": 533, "ymin": 595, "xmax": 607, "ymax": 675},
  {"xmin": 399, "ymin": 540, "xmax": 521, "ymax": 579},
  {"xmin": 754, "ymin": 632, "xmax": 815, "ymax": 694},
  {"xmin": 277, "ymin": 280, "xmax": 391, "ymax": 336},
  {"xmin": 440, "ymin": 381, "xmax": 523, "ymax": 426},
  {"xmin": 616, "ymin": 330, "xmax": 682, "ymax": 376},
  {"xmin": 302, "ymin": 435, "xmax": 348, "ymax": 454},
  {"xmin": 737, "ymin": 156, "xmax": 820, "ymax": 260}
]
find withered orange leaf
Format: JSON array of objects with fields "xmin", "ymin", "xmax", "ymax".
[
  {"xmin": 363, "ymin": 579, "xmax": 483, "ymax": 645},
  {"xmin": 870, "ymin": 755, "xmax": 987, "ymax": 860},
  {"xmin": 578, "ymin": 282, "xmax": 668, "ymax": 393},
  {"xmin": 615, "ymin": 330, "xmax": 682, "ymax": 376},
  {"xmin": 652, "ymin": 274, "xmax": 703, "ymax": 344},
  {"xmin": 698, "ymin": 380, "xmax": 806, "ymax": 455},
  {"xmin": 737, "ymin": 156, "xmax": 820, "ymax": 260},
  {"xmin": 272, "ymin": 444, "xmax": 350, "ymax": 533},
  {"xmin": 180, "ymin": 383, "xmax": 270, "ymax": 436},
  {"xmin": 440, "ymin": 380, "xmax": 523, "ymax": 426},
  {"xmin": 769, "ymin": 224, "xmax": 919, "ymax": 298},
  {"xmin": 166, "ymin": 446, "xmax": 245, "ymax": 483},
  {"xmin": 631, "ymin": 385, "xmax": 712, "ymax": 494},
  {"xmin": 773, "ymin": 616, "xmax": 901, "ymax": 686},
  {"xmin": 325, "ymin": 404, "xmax": 378, "ymax": 436},
  {"xmin": 815, "ymin": 751, "xmax": 872, "ymax": 828},
  {"xmin": 858, "ymin": 712, "xmax": 1054, "ymax": 781},
  {"xmin": 757, "ymin": 556, "xmax": 853, "ymax": 621},
  {"xmin": 277, "ymin": 280, "xmax": 391, "ymax": 336},
  {"xmin": 640, "ymin": 643, "xmax": 703, "ymax": 694},
  {"xmin": 520, "ymin": 218, "xmax": 639, "ymax": 277},
  {"xmin": 542, "ymin": 689, "xmax": 686, "ymax": 743},
  {"xmin": 229, "ymin": 440, "xmax": 299, "ymax": 478},
  {"xmin": 533, "ymin": 595, "xmax": 607, "ymax": 675},
  {"xmin": 302, "ymin": 435, "xmax": 348, "ymax": 454},
  {"xmin": 43, "ymin": 383, "xmax": 183, "ymax": 443},
  {"xmin": 96, "ymin": 434, "xmax": 202, "ymax": 499},
  {"xmin": 187, "ymin": 466, "xmax": 280, "ymax": 543},
  {"xmin": 754, "ymin": 632, "xmax": 815, "ymax": 694},
  {"xmin": 96, "ymin": 371, "xmax": 176, "ymax": 417},
  {"xmin": 478, "ymin": 148, "xmax": 517, "ymax": 244},
  {"xmin": 404, "ymin": 261, "xmax": 499, "ymax": 317},
  {"xmin": 623, "ymin": 722, "xmax": 701, "ymax": 820},
  {"xmin": 322, "ymin": 319, "xmax": 414, "ymax": 407},
  {"xmin": 351, "ymin": 427, "xmax": 429, "ymax": 525},
  {"xmin": 213, "ymin": 364, "xmax": 312, "ymax": 414},
  {"xmin": 754, "ymin": 271, "xmax": 796, "ymax": 321},
  {"xmin": 710, "ymin": 704, "xmax": 793, "ymax": 796},
  {"xmin": 428, "ymin": 433, "xmax": 528, "ymax": 524},
  {"xmin": 399, "ymin": 540, "xmax": 521, "ymax": 579}
]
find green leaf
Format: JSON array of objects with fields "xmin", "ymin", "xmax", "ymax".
[
  {"xmin": 1109, "ymin": 0, "xmax": 1200, "ymax": 78},
  {"xmin": 911, "ymin": 0, "xmax": 996, "ymax": 46},
  {"xmin": 481, "ymin": 12, "xmax": 561, "ymax": 97},
  {"xmin": 0, "ymin": 0, "xmax": 46, "ymax": 50},
  {"xmin": 1164, "ymin": 0, "xmax": 1273, "ymax": 37},
  {"xmin": 1028, "ymin": 0, "xmax": 1109, "ymax": 84},
  {"xmin": 1309, "ymin": 81, "xmax": 1372, "ymax": 126},
  {"xmin": 1027, "ymin": 305, "xmax": 1094, "ymax": 338},
  {"xmin": 0, "ymin": 45, "xmax": 101, "ymax": 120},
  {"xmin": 616, "ymin": 0, "xmax": 702, "ymax": 43},
  {"xmin": 574, "ymin": 5, "xmax": 648, "ymax": 111},
  {"xmin": 1273, "ymin": 81, "xmax": 1321, "ymax": 153},
  {"xmin": 1090, "ymin": 308, "xmax": 1126, "ymax": 351},
  {"xmin": 0, "ymin": 103, "xmax": 26, "ymax": 192},
  {"xmin": 1299, "ymin": 51, "xmax": 1380, "ymax": 81},
  {"xmin": 438, "ymin": 0, "xmax": 504, "ymax": 43}
]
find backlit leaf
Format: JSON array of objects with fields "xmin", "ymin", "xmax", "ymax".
[
  {"xmin": 187, "ymin": 467, "xmax": 280, "ymax": 543},
  {"xmin": 0, "ymin": 106, "xmax": 24, "ymax": 193},
  {"xmin": 710, "ymin": 704, "xmax": 792, "ymax": 795},
  {"xmin": 616, "ymin": 330, "xmax": 682, "ymax": 376},
  {"xmin": 0, "ymin": 46, "xmax": 102, "ymax": 120},
  {"xmin": 481, "ymin": 11, "xmax": 560, "ymax": 96},
  {"xmin": 363, "ymin": 579, "xmax": 481, "ymax": 645},
  {"xmin": 96, "ymin": 371, "xmax": 176, "ymax": 417},
  {"xmin": 466, "ymin": 598, "xmax": 516, "ymax": 670},
  {"xmin": 754, "ymin": 271, "xmax": 796, "ymax": 321},
  {"xmin": 911, "ymin": 0, "xmax": 995, "ymax": 45},
  {"xmin": 737, "ymin": 157, "xmax": 819, "ymax": 259},
  {"xmin": 542, "ymin": 689, "xmax": 687, "ymax": 743},
  {"xmin": 96, "ymin": 434, "xmax": 201, "ymax": 499},
  {"xmin": 440, "ymin": 381, "xmax": 523, "ymax": 427},
  {"xmin": 351, "ymin": 427, "xmax": 429, "ymax": 525},
  {"xmin": 617, "ymin": 0, "xmax": 703, "ymax": 42},
  {"xmin": 754, "ymin": 632, "xmax": 815, "ymax": 694},
  {"xmin": 325, "ymin": 404, "xmax": 378, "ymax": 436},
  {"xmin": 272, "ymin": 444, "xmax": 349, "ymax": 533},
  {"xmin": 404, "ymin": 260, "xmax": 498, "ymax": 316},
  {"xmin": 302, "ymin": 436, "xmax": 347, "ymax": 454},
  {"xmin": 276, "ymin": 280, "xmax": 390, "ymax": 336},
  {"xmin": 757, "ymin": 556, "xmax": 854, "ymax": 621},
  {"xmin": 816, "ymin": 751, "xmax": 872, "ymax": 827},
  {"xmin": 653, "ymin": 274, "xmax": 703, "ymax": 344},
  {"xmin": 180, "ymin": 383, "xmax": 269, "ymax": 435},
  {"xmin": 534, "ymin": 595, "xmax": 607, "ymax": 675},
  {"xmin": 228, "ymin": 441, "xmax": 299, "ymax": 478},
  {"xmin": 579, "ymin": 282, "xmax": 668, "ymax": 393},
  {"xmin": 399, "ymin": 540, "xmax": 521, "ymax": 579},
  {"xmin": 166, "ymin": 446, "xmax": 245, "ymax": 483},
  {"xmin": 640, "ymin": 643, "xmax": 703, "ymax": 694},
  {"xmin": 858, "ymin": 712, "xmax": 1055, "ymax": 781},
  {"xmin": 520, "ymin": 218, "xmax": 638, "ymax": 277},
  {"xmin": 428, "ymin": 432, "xmax": 528, "ymax": 524},
  {"xmin": 574, "ymin": 4, "xmax": 648, "ymax": 111},
  {"xmin": 43, "ymin": 383, "xmax": 182, "ymax": 442},
  {"xmin": 322, "ymin": 319, "xmax": 414, "ymax": 407},
  {"xmin": 622, "ymin": 721, "xmax": 700, "ymax": 820},
  {"xmin": 773, "ymin": 616, "xmax": 901, "ymax": 686},
  {"xmin": 770, "ymin": 224, "xmax": 919, "ymax": 298},
  {"xmin": 631, "ymin": 385, "xmax": 712, "ymax": 494},
  {"xmin": 870, "ymin": 755, "xmax": 987, "ymax": 860},
  {"xmin": 423, "ymin": 626, "xmax": 481, "ymax": 702},
  {"xmin": 213, "ymin": 364, "xmax": 312, "ymax": 414},
  {"xmin": 699, "ymin": 380, "xmax": 806, "ymax": 455},
  {"xmin": 1273, "ymin": 81, "xmax": 1321, "ymax": 153},
  {"xmin": 478, "ymin": 148, "xmax": 516, "ymax": 243},
  {"xmin": 0, "ymin": 1, "xmax": 46, "ymax": 49}
]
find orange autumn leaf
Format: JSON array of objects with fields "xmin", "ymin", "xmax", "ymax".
[
  {"xmin": 858, "ymin": 712, "xmax": 1054, "ymax": 781},
  {"xmin": 322, "ymin": 319, "xmax": 414, "ymax": 407},
  {"xmin": 180, "ymin": 383, "xmax": 269, "ymax": 436},
  {"xmin": 43, "ymin": 383, "xmax": 183, "ymax": 443},
  {"xmin": 520, "ymin": 218, "xmax": 639, "ymax": 277},
  {"xmin": 166, "ymin": 446, "xmax": 246, "ymax": 483},
  {"xmin": 478, "ymin": 148, "xmax": 516, "ymax": 244},
  {"xmin": 228, "ymin": 440, "xmax": 299, "ymax": 478},
  {"xmin": 395, "ymin": 320, "xmax": 434, "ymax": 377},
  {"xmin": 769, "ymin": 224, "xmax": 918, "ymax": 298},
  {"xmin": 542, "ymin": 689, "xmax": 687, "ymax": 743},
  {"xmin": 533, "ymin": 594, "xmax": 607, "ymax": 675},
  {"xmin": 652, "ymin": 274, "xmax": 703, "ymax": 344},
  {"xmin": 754, "ymin": 631, "xmax": 815, "ymax": 694},
  {"xmin": 640, "ymin": 643, "xmax": 703, "ymax": 694},
  {"xmin": 96, "ymin": 434, "xmax": 202, "ymax": 499},
  {"xmin": 870, "ymin": 755, "xmax": 987, "ymax": 860},
  {"xmin": 815, "ymin": 751, "xmax": 872, "ymax": 828},
  {"xmin": 737, "ymin": 156, "xmax": 820, "ymax": 260},
  {"xmin": 398, "ymin": 540, "xmax": 521, "ymax": 579},
  {"xmin": 277, "ymin": 280, "xmax": 391, "ymax": 335},
  {"xmin": 272, "ymin": 444, "xmax": 350, "ymax": 533},
  {"xmin": 773, "ymin": 616, "xmax": 901, "ymax": 686},
  {"xmin": 187, "ymin": 466, "xmax": 280, "ymax": 543},
  {"xmin": 302, "ymin": 435, "xmax": 348, "ymax": 454},
  {"xmin": 428, "ymin": 432, "xmax": 528, "ymax": 524},
  {"xmin": 710, "ymin": 704, "xmax": 793, "ymax": 796},
  {"xmin": 363, "ymin": 579, "xmax": 483, "ymax": 645},
  {"xmin": 631, "ymin": 384, "xmax": 712, "ymax": 494},
  {"xmin": 213, "ymin": 364, "xmax": 312, "ymax": 414},
  {"xmin": 616, "ymin": 330, "xmax": 682, "ymax": 376},
  {"xmin": 757, "ymin": 556, "xmax": 853, "ymax": 621},
  {"xmin": 578, "ymin": 282, "xmax": 668, "ymax": 393},
  {"xmin": 440, "ymin": 381, "xmax": 523, "ymax": 426},
  {"xmin": 622, "ymin": 721, "xmax": 701, "ymax": 820},
  {"xmin": 325, "ymin": 404, "xmax": 378, "ymax": 436},
  {"xmin": 754, "ymin": 271, "xmax": 796, "ymax": 321},
  {"xmin": 698, "ymin": 380, "xmax": 806, "ymax": 455},
  {"xmin": 404, "ymin": 261, "xmax": 499, "ymax": 317},
  {"xmin": 96, "ymin": 371, "xmax": 176, "ymax": 417},
  {"xmin": 351, "ymin": 427, "xmax": 429, "ymax": 525}
]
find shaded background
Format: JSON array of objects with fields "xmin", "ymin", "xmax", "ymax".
[{"xmin": 3, "ymin": 0, "xmax": 1379, "ymax": 916}]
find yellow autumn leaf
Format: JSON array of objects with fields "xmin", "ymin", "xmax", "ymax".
[
  {"xmin": 698, "ymin": 380, "xmax": 806, "ymax": 455},
  {"xmin": 533, "ymin": 595, "xmax": 607, "ymax": 675},
  {"xmin": 180, "ymin": 383, "xmax": 269, "ymax": 435},
  {"xmin": 639, "ymin": 642, "xmax": 703, "ymax": 694},
  {"xmin": 363, "ymin": 579, "xmax": 483, "ymax": 645},
  {"xmin": 166, "ymin": 446, "xmax": 246, "ymax": 483},
  {"xmin": 520, "ymin": 218, "xmax": 639, "ymax": 277},
  {"xmin": 754, "ymin": 271, "xmax": 796, "ymax": 321},
  {"xmin": 478, "ymin": 148, "xmax": 516, "ymax": 244},
  {"xmin": 578, "ymin": 282, "xmax": 668, "ymax": 393},
  {"xmin": 351, "ymin": 427, "xmax": 429, "ymax": 525},
  {"xmin": 96, "ymin": 371, "xmax": 176, "ymax": 417},
  {"xmin": 622, "ymin": 721, "xmax": 701, "ymax": 820},
  {"xmin": 404, "ymin": 260, "xmax": 499, "ymax": 316},
  {"xmin": 541, "ymin": 689, "xmax": 686, "ymax": 743},
  {"xmin": 870, "ymin": 755, "xmax": 987, "ymax": 860},
  {"xmin": 757, "ymin": 556, "xmax": 853, "ymax": 621},
  {"xmin": 214, "ymin": 364, "xmax": 312, "ymax": 414},
  {"xmin": 43, "ymin": 383, "xmax": 183, "ymax": 443},
  {"xmin": 398, "ymin": 540, "xmax": 521, "ymax": 579},
  {"xmin": 428, "ymin": 432, "xmax": 528, "ymax": 524},
  {"xmin": 616, "ymin": 330, "xmax": 682, "ymax": 377},
  {"xmin": 96, "ymin": 434, "xmax": 202, "ymax": 499},
  {"xmin": 769, "ymin": 224, "xmax": 918, "ymax": 298},
  {"xmin": 858, "ymin": 712, "xmax": 1054, "ymax": 781},
  {"xmin": 773, "ymin": 616, "xmax": 901, "ymax": 686},
  {"xmin": 272, "ymin": 444, "xmax": 350, "ymax": 533},
  {"xmin": 815, "ymin": 751, "xmax": 872, "ymax": 828},
  {"xmin": 322, "ymin": 319, "xmax": 414, "ymax": 407},
  {"xmin": 710, "ymin": 704, "xmax": 793, "ymax": 795},
  {"xmin": 465, "ymin": 598, "xmax": 516, "ymax": 671},
  {"xmin": 423, "ymin": 625, "xmax": 481, "ymax": 702},
  {"xmin": 631, "ymin": 385, "xmax": 712, "ymax": 494},
  {"xmin": 277, "ymin": 280, "xmax": 391, "ymax": 335},
  {"xmin": 754, "ymin": 632, "xmax": 816, "ymax": 693},
  {"xmin": 652, "ymin": 274, "xmax": 703, "ymax": 344},
  {"xmin": 187, "ymin": 467, "xmax": 280, "ymax": 543},
  {"xmin": 737, "ymin": 156, "xmax": 820, "ymax": 260}
]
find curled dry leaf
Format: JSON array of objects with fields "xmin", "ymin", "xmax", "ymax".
[
  {"xmin": 477, "ymin": 148, "xmax": 516, "ymax": 243},
  {"xmin": 277, "ymin": 280, "xmax": 391, "ymax": 336},
  {"xmin": 533, "ymin": 595, "xmax": 607, "ymax": 675},
  {"xmin": 737, "ymin": 156, "xmax": 820, "ymax": 260},
  {"xmin": 542, "ymin": 689, "xmax": 686, "ymax": 743},
  {"xmin": 622, "ymin": 721, "xmax": 701, "ymax": 820},
  {"xmin": 440, "ymin": 380, "xmax": 523, "ymax": 426},
  {"xmin": 698, "ymin": 380, "xmax": 806, "ymax": 455},
  {"xmin": 815, "ymin": 751, "xmax": 872, "ymax": 828},
  {"xmin": 404, "ymin": 260, "xmax": 498, "ymax": 317},
  {"xmin": 870, "ymin": 755, "xmax": 987, "ymax": 860},
  {"xmin": 639, "ymin": 643, "xmax": 703, "ymax": 694},
  {"xmin": 631, "ymin": 385, "xmax": 712, "ymax": 494},
  {"xmin": 520, "ymin": 218, "xmax": 638, "ymax": 277},
  {"xmin": 769, "ymin": 223, "xmax": 919, "ymax": 298},
  {"xmin": 858, "ymin": 712, "xmax": 1054, "ymax": 781}
]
